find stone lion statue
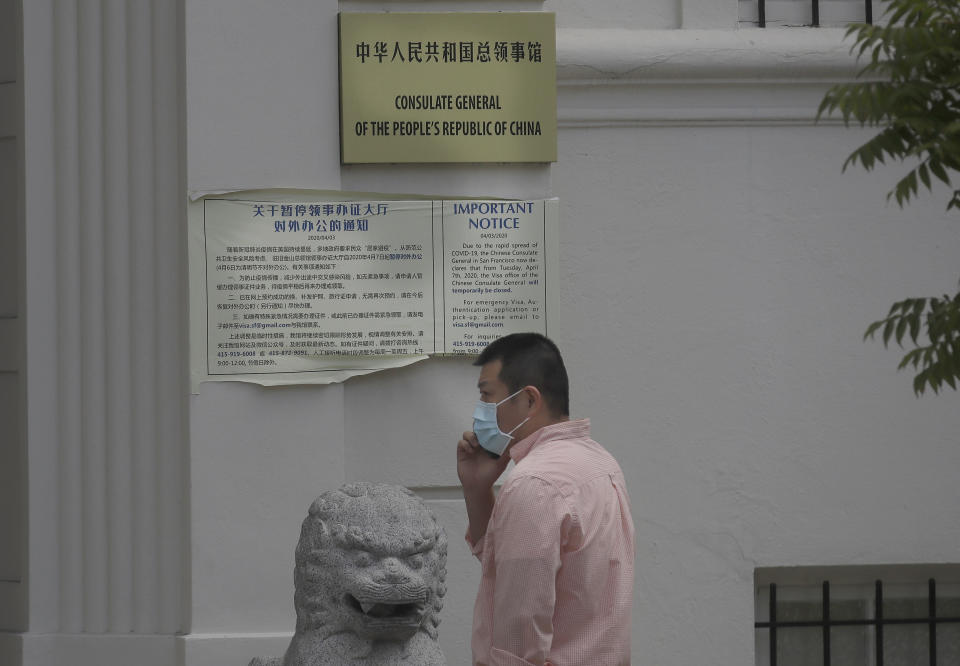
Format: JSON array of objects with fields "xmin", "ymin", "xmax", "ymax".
[{"xmin": 249, "ymin": 482, "xmax": 447, "ymax": 665}]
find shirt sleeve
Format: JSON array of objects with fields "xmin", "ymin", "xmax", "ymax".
[
  {"xmin": 465, "ymin": 528, "xmax": 486, "ymax": 559},
  {"xmin": 487, "ymin": 476, "xmax": 570, "ymax": 666}
]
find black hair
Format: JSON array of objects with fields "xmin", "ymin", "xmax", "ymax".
[{"xmin": 473, "ymin": 333, "xmax": 570, "ymax": 417}]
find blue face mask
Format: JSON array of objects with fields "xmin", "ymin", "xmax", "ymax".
[{"xmin": 472, "ymin": 388, "xmax": 530, "ymax": 458}]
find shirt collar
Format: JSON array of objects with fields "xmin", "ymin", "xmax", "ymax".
[{"xmin": 508, "ymin": 418, "xmax": 591, "ymax": 463}]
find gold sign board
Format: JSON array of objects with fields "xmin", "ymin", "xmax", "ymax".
[{"xmin": 339, "ymin": 12, "xmax": 556, "ymax": 164}]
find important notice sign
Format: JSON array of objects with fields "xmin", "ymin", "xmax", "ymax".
[
  {"xmin": 189, "ymin": 192, "xmax": 558, "ymax": 387},
  {"xmin": 339, "ymin": 12, "xmax": 556, "ymax": 164}
]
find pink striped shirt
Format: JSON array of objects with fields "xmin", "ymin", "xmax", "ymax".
[{"xmin": 467, "ymin": 419, "xmax": 635, "ymax": 666}]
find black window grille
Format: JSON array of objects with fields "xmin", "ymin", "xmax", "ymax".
[
  {"xmin": 756, "ymin": 579, "xmax": 960, "ymax": 666},
  {"xmin": 756, "ymin": 0, "xmax": 873, "ymax": 27}
]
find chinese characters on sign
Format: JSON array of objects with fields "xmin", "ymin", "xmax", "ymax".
[
  {"xmin": 354, "ymin": 39, "xmax": 543, "ymax": 65},
  {"xmin": 339, "ymin": 12, "xmax": 556, "ymax": 163},
  {"xmin": 190, "ymin": 195, "xmax": 558, "ymax": 386}
]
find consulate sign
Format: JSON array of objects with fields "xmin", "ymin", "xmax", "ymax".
[{"xmin": 339, "ymin": 12, "xmax": 557, "ymax": 164}]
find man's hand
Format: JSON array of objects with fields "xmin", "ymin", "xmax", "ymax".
[
  {"xmin": 457, "ymin": 431, "xmax": 510, "ymax": 493},
  {"xmin": 457, "ymin": 431, "xmax": 511, "ymax": 545}
]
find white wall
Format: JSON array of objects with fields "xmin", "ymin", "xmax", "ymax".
[
  {"xmin": 183, "ymin": 2, "xmax": 347, "ymax": 663},
  {"xmin": 183, "ymin": 3, "xmax": 551, "ymax": 664},
  {"xmin": 554, "ymin": 122, "xmax": 960, "ymax": 663},
  {"xmin": 185, "ymin": 11, "xmax": 960, "ymax": 666}
]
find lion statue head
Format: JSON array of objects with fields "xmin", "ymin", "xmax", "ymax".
[{"xmin": 250, "ymin": 482, "xmax": 448, "ymax": 666}]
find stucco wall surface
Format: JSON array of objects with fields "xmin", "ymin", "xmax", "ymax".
[
  {"xmin": 181, "ymin": 5, "xmax": 960, "ymax": 662},
  {"xmin": 551, "ymin": 123, "xmax": 960, "ymax": 662},
  {"xmin": 339, "ymin": 126, "xmax": 960, "ymax": 665}
]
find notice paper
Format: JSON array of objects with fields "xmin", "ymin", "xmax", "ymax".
[{"xmin": 189, "ymin": 191, "xmax": 558, "ymax": 388}]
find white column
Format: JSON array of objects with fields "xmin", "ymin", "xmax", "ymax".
[
  {"xmin": 20, "ymin": 0, "xmax": 186, "ymax": 662},
  {"xmin": 0, "ymin": 0, "xmax": 26, "ymax": 645}
]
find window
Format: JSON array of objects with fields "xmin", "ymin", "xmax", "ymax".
[
  {"xmin": 739, "ymin": 0, "xmax": 875, "ymax": 27},
  {"xmin": 755, "ymin": 565, "xmax": 960, "ymax": 666}
]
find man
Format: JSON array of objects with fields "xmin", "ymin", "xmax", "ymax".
[{"xmin": 457, "ymin": 333, "xmax": 635, "ymax": 666}]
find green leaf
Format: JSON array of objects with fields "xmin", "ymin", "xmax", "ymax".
[
  {"xmin": 912, "ymin": 298, "xmax": 927, "ymax": 316},
  {"xmin": 895, "ymin": 316, "xmax": 909, "ymax": 346},
  {"xmin": 883, "ymin": 318, "xmax": 897, "ymax": 346},
  {"xmin": 929, "ymin": 159, "xmax": 950, "ymax": 184},
  {"xmin": 913, "ymin": 370, "xmax": 927, "ymax": 396},
  {"xmin": 910, "ymin": 298, "xmax": 926, "ymax": 344},
  {"xmin": 864, "ymin": 320, "xmax": 884, "ymax": 340},
  {"xmin": 945, "ymin": 371, "xmax": 957, "ymax": 390},
  {"xmin": 898, "ymin": 348, "xmax": 922, "ymax": 370}
]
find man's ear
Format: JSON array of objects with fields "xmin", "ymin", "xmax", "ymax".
[{"xmin": 523, "ymin": 385, "xmax": 543, "ymax": 413}]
